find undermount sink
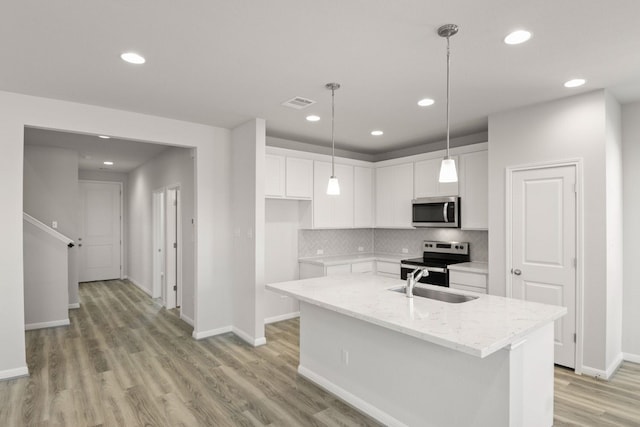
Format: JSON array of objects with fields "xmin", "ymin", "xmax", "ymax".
[{"xmin": 390, "ymin": 286, "xmax": 478, "ymax": 303}]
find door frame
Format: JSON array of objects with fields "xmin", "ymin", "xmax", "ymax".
[
  {"xmin": 505, "ymin": 159, "xmax": 584, "ymax": 374},
  {"xmin": 166, "ymin": 184, "xmax": 182, "ymax": 310},
  {"xmin": 78, "ymin": 179, "xmax": 124, "ymax": 281},
  {"xmin": 152, "ymin": 188, "xmax": 165, "ymax": 299}
]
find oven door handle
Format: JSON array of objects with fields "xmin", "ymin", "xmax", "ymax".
[{"xmin": 401, "ymin": 264, "xmax": 447, "ymax": 274}]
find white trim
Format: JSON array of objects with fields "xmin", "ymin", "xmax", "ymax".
[
  {"xmin": 68, "ymin": 303, "xmax": 80, "ymax": 309},
  {"xmin": 581, "ymin": 353, "xmax": 624, "ymax": 380},
  {"xmin": 265, "ymin": 311, "xmax": 300, "ymax": 324},
  {"xmin": 23, "ymin": 213, "xmax": 74, "ymax": 245},
  {"xmin": 232, "ymin": 327, "xmax": 266, "ymax": 347},
  {"xmin": 374, "ymin": 141, "xmax": 488, "ymax": 168},
  {"xmin": 25, "ymin": 319, "xmax": 70, "ymax": 330},
  {"xmin": 0, "ymin": 366, "xmax": 29, "ymax": 381},
  {"xmin": 623, "ymin": 352, "xmax": 640, "ymax": 364},
  {"xmin": 505, "ymin": 159, "xmax": 584, "ymax": 375},
  {"xmin": 192, "ymin": 325, "xmax": 233, "ymax": 340},
  {"xmin": 126, "ymin": 276, "xmax": 152, "ymax": 297},
  {"xmin": 298, "ymin": 365, "xmax": 406, "ymax": 427},
  {"xmin": 180, "ymin": 312, "xmax": 194, "ymax": 326}
]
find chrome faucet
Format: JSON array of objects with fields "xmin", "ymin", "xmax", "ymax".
[{"xmin": 406, "ymin": 267, "xmax": 429, "ymax": 298}]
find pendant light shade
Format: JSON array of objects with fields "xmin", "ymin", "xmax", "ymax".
[
  {"xmin": 438, "ymin": 24, "xmax": 459, "ymax": 183},
  {"xmin": 326, "ymin": 82, "xmax": 341, "ymax": 195}
]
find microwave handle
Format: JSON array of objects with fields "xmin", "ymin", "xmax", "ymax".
[{"xmin": 443, "ymin": 202, "xmax": 449, "ymax": 223}]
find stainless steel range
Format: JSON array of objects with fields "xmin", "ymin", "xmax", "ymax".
[{"xmin": 400, "ymin": 241, "xmax": 470, "ymax": 287}]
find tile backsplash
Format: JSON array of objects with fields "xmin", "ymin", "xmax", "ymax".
[{"xmin": 299, "ymin": 228, "xmax": 488, "ymax": 261}]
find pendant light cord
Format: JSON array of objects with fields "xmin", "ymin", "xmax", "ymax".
[
  {"xmin": 331, "ymin": 86, "xmax": 336, "ymax": 176},
  {"xmin": 445, "ymin": 34, "xmax": 451, "ymax": 160}
]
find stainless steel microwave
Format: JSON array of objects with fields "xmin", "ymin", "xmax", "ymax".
[{"xmin": 411, "ymin": 196, "xmax": 460, "ymax": 228}]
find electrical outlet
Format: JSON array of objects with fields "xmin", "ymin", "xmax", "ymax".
[
  {"xmin": 402, "ymin": 248, "xmax": 409, "ymax": 254},
  {"xmin": 358, "ymin": 246, "xmax": 364, "ymax": 252},
  {"xmin": 52, "ymin": 221, "xmax": 58, "ymax": 229},
  {"xmin": 341, "ymin": 349, "xmax": 349, "ymax": 365},
  {"xmin": 316, "ymin": 249, "xmax": 324, "ymax": 255}
]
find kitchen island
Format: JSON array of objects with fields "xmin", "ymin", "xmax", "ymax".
[{"xmin": 266, "ymin": 273, "xmax": 566, "ymax": 427}]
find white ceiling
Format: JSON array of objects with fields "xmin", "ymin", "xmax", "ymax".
[
  {"xmin": 24, "ymin": 127, "xmax": 170, "ymax": 173},
  {"xmin": 4, "ymin": 1, "xmax": 640, "ymax": 154}
]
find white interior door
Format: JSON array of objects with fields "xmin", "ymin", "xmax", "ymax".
[
  {"xmin": 79, "ymin": 181, "xmax": 122, "ymax": 282},
  {"xmin": 165, "ymin": 188, "xmax": 179, "ymax": 309},
  {"xmin": 510, "ymin": 165, "xmax": 576, "ymax": 368},
  {"xmin": 152, "ymin": 190, "xmax": 165, "ymax": 299}
]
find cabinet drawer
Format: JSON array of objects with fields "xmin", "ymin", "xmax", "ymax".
[
  {"xmin": 326, "ymin": 264, "xmax": 352, "ymax": 276},
  {"xmin": 449, "ymin": 283, "xmax": 487, "ymax": 294},
  {"xmin": 351, "ymin": 261, "xmax": 374, "ymax": 273},
  {"xmin": 376, "ymin": 261, "xmax": 400, "ymax": 275},
  {"xmin": 449, "ymin": 271, "xmax": 487, "ymax": 287}
]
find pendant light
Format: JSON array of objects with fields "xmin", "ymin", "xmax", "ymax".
[
  {"xmin": 438, "ymin": 24, "xmax": 459, "ymax": 183},
  {"xmin": 326, "ymin": 82, "xmax": 341, "ymax": 195}
]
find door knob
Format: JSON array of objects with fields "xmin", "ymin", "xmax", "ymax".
[{"xmin": 511, "ymin": 268, "xmax": 522, "ymax": 275}]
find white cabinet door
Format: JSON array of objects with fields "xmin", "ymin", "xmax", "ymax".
[
  {"xmin": 265, "ymin": 154, "xmax": 285, "ymax": 197},
  {"xmin": 414, "ymin": 156, "xmax": 459, "ymax": 198},
  {"xmin": 459, "ymin": 150, "xmax": 488, "ymax": 230},
  {"xmin": 354, "ymin": 166, "xmax": 374, "ymax": 228},
  {"xmin": 286, "ymin": 157, "xmax": 313, "ymax": 198},
  {"xmin": 375, "ymin": 163, "xmax": 414, "ymax": 228},
  {"xmin": 326, "ymin": 264, "xmax": 352, "ymax": 276},
  {"xmin": 313, "ymin": 161, "xmax": 354, "ymax": 228}
]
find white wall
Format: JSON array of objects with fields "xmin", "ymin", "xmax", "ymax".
[
  {"xmin": 79, "ymin": 170, "xmax": 129, "ymax": 278},
  {"xmin": 0, "ymin": 90, "xmax": 232, "ymax": 378},
  {"xmin": 231, "ymin": 119, "xmax": 266, "ymax": 345},
  {"xmin": 488, "ymin": 90, "xmax": 620, "ymax": 375},
  {"xmin": 604, "ymin": 92, "xmax": 623, "ymax": 369},
  {"xmin": 23, "ymin": 145, "xmax": 79, "ymax": 306},
  {"xmin": 23, "ymin": 220, "xmax": 69, "ymax": 328},
  {"xmin": 264, "ymin": 199, "xmax": 301, "ymax": 322},
  {"xmin": 622, "ymin": 101, "xmax": 640, "ymax": 361},
  {"xmin": 127, "ymin": 147, "xmax": 196, "ymax": 323}
]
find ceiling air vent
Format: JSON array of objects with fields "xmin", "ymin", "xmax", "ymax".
[{"xmin": 282, "ymin": 96, "xmax": 316, "ymax": 110}]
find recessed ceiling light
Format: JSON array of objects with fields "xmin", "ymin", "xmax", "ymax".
[
  {"xmin": 120, "ymin": 52, "xmax": 146, "ymax": 64},
  {"xmin": 564, "ymin": 78, "xmax": 586, "ymax": 88},
  {"xmin": 504, "ymin": 30, "xmax": 532, "ymax": 45},
  {"xmin": 418, "ymin": 98, "xmax": 435, "ymax": 107},
  {"xmin": 103, "ymin": 161, "xmax": 114, "ymax": 166},
  {"xmin": 98, "ymin": 135, "xmax": 110, "ymax": 139},
  {"xmin": 371, "ymin": 130, "xmax": 384, "ymax": 136},
  {"xmin": 306, "ymin": 115, "xmax": 320, "ymax": 122}
]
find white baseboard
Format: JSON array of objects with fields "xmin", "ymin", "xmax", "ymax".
[
  {"xmin": 265, "ymin": 311, "xmax": 300, "ymax": 324},
  {"xmin": 126, "ymin": 277, "xmax": 152, "ymax": 297},
  {"xmin": 180, "ymin": 312, "xmax": 194, "ymax": 326},
  {"xmin": 623, "ymin": 352, "xmax": 640, "ymax": 364},
  {"xmin": 298, "ymin": 365, "xmax": 405, "ymax": 427},
  {"xmin": 581, "ymin": 352, "xmax": 625, "ymax": 380},
  {"xmin": 68, "ymin": 303, "xmax": 80, "ymax": 309},
  {"xmin": 25, "ymin": 319, "xmax": 70, "ymax": 331},
  {"xmin": 0, "ymin": 366, "xmax": 29, "ymax": 381},
  {"xmin": 233, "ymin": 327, "xmax": 266, "ymax": 347},
  {"xmin": 192, "ymin": 325, "xmax": 233, "ymax": 340}
]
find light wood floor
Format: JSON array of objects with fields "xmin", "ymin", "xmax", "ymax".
[{"xmin": 0, "ymin": 280, "xmax": 638, "ymax": 426}]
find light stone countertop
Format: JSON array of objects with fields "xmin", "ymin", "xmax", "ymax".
[
  {"xmin": 266, "ymin": 273, "xmax": 566, "ymax": 358},
  {"xmin": 298, "ymin": 252, "xmax": 418, "ymax": 266},
  {"xmin": 447, "ymin": 261, "xmax": 489, "ymax": 274}
]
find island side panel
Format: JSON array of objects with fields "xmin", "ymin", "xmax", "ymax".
[{"xmin": 298, "ymin": 301, "xmax": 513, "ymax": 427}]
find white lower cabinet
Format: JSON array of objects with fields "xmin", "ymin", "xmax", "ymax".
[
  {"xmin": 299, "ymin": 260, "xmax": 378, "ymax": 279},
  {"xmin": 326, "ymin": 264, "xmax": 351, "ymax": 276},
  {"xmin": 449, "ymin": 270, "xmax": 487, "ymax": 294}
]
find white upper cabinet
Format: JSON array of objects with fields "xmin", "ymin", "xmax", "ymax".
[
  {"xmin": 265, "ymin": 154, "xmax": 286, "ymax": 197},
  {"xmin": 265, "ymin": 154, "xmax": 313, "ymax": 199},
  {"xmin": 313, "ymin": 161, "xmax": 354, "ymax": 228},
  {"xmin": 354, "ymin": 166, "xmax": 374, "ymax": 228},
  {"xmin": 459, "ymin": 150, "xmax": 488, "ymax": 230},
  {"xmin": 285, "ymin": 157, "xmax": 313, "ymax": 198},
  {"xmin": 375, "ymin": 162, "xmax": 414, "ymax": 228},
  {"xmin": 414, "ymin": 156, "xmax": 459, "ymax": 198}
]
